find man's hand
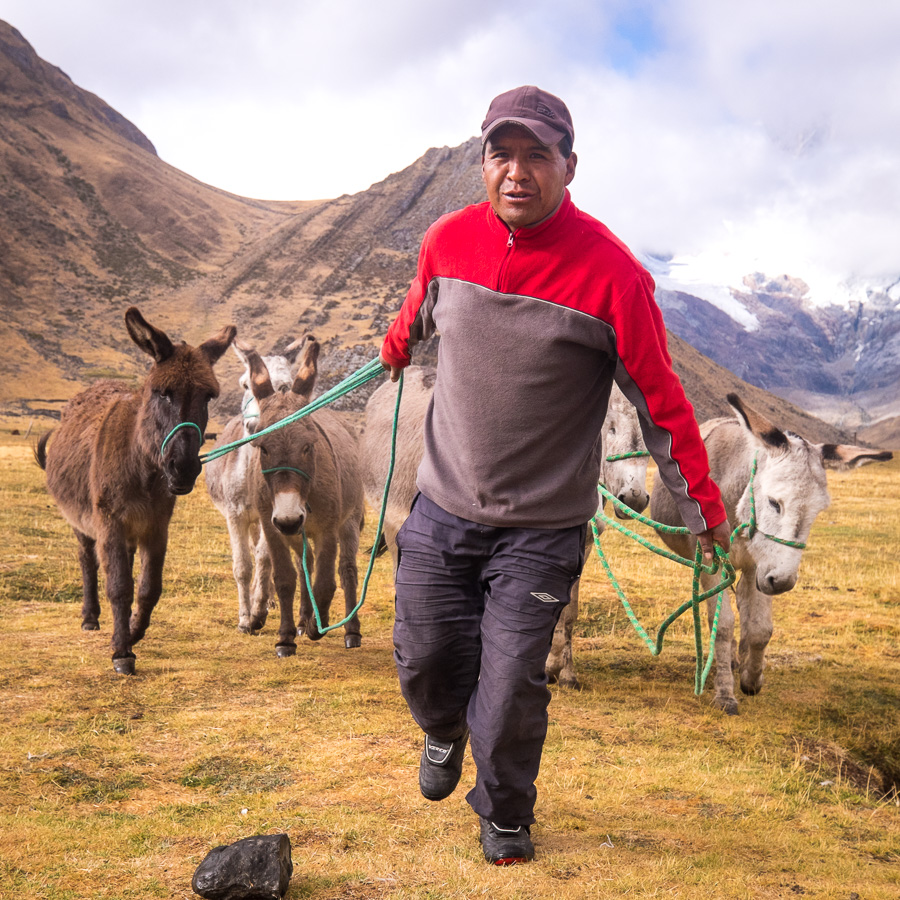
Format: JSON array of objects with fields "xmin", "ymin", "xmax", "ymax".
[
  {"xmin": 379, "ymin": 352, "xmax": 403, "ymax": 383},
  {"xmin": 697, "ymin": 518, "xmax": 732, "ymax": 562}
]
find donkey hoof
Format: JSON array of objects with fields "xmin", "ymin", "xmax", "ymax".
[
  {"xmin": 237, "ymin": 624, "xmax": 251, "ymax": 634},
  {"xmin": 82, "ymin": 621, "xmax": 100, "ymax": 632},
  {"xmin": 344, "ymin": 635, "xmax": 362, "ymax": 649},
  {"xmin": 112, "ymin": 656, "xmax": 136, "ymax": 676},
  {"xmin": 740, "ymin": 680, "xmax": 763, "ymax": 696},
  {"xmin": 714, "ymin": 697, "xmax": 739, "ymax": 716},
  {"xmin": 276, "ymin": 645, "xmax": 296, "ymax": 658}
]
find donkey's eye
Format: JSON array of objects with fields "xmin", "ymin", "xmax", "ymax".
[
  {"xmin": 608, "ymin": 426, "xmax": 617, "ymax": 436},
  {"xmin": 768, "ymin": 498, "xmax": 782, "ymax": 514},
  {"xmin": 259, "ymin": 445, "xmax": 268, "ymax": 457}
]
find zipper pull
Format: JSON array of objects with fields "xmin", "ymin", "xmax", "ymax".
[{"xmin": 507, "ymin": 232, "xmax": 514, "ymax": 248}]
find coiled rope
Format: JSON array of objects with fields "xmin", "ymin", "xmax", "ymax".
[
  {"xmin": 592, "ymin": 487, "xmax": 735, "ymax": 695},
  {"xmin": 593, "ymin": 452, "xmax": 804, "ymax": 693}
]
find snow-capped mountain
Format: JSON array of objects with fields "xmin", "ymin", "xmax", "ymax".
[{"xmin": 647, "ymin": 252, "xmax": 900, "ymax": 433}]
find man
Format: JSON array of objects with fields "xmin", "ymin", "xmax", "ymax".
[{"xmin": 379, "ymin": 85, "xmax": 731, "ymax": 865}]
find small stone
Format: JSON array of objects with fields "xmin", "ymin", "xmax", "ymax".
[{"xmin": 191, "ymin": 834, "xmax": 292, "ymax": 900}]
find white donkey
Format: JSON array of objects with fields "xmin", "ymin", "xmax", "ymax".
[
  {"xmin": 362, "ymin": 369, "xmax": 650, "ymax": 688},
  {"xmin": 205, "ymin": 339, "xmax": 303, "ymax": 633},
  {"xmin": 650, "ymin": 393, "xmax": 892, "ymax": 714}
]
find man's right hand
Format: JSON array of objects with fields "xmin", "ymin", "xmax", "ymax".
[{"xmin": 379, "ymin": 352, "xmax": 403, "ymax": 383}]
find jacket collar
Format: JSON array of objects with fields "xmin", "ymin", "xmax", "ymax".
[{"xmin": 488, "ymin": 189, "xmax": 572, "ymax": 241}]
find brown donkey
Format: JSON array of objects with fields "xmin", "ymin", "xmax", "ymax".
[
  {"xmin": 35, "ymin": 307, "xmax": 236, "ymax": 674},
  {"xmin": 242, "ymin": 337, "xmax": 365, "ymax": 656}
]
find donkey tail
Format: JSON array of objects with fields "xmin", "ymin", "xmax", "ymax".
[{"xmin": 34, "ymin": 430, "xmax": 53, "ymax": 470}]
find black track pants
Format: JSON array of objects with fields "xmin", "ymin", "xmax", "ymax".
[{"xmin": 393, "ymin": 493, "xmax": 587, "ymax": 825}]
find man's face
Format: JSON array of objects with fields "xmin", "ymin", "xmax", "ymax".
[{"xmin": 482, "ymin": 124, "xmax": 577, "ymax": 230}]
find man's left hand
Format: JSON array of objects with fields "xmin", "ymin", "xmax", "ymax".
[{"xmin": 697, "ymin": 519, "xmax": 732, "ymax": 562}]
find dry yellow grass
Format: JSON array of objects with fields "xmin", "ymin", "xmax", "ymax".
[{"xmin": 0, "ymin": 433, "xmax": 898, "ymax": 899}]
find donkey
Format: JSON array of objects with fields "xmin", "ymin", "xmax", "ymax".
[
  {"xmin": 205, "ymin": 340, "xmax": 303, "ymax": 633},
  {"xmin": 242, "ymin": 338, "xmax": 365, "ymax": 655},
  {"xmin": 650, "ymin": 393, "xmax": 893, "ymax": 714},
  {"xmin": 547, "ymin": 382, "xmax": 650, "ymax": 688},
  {"xmin": 362, "ymin": 370, "xmax": 650, "ymax": 688},
  {"xmin": 35, "ymin": 307, "xmax": 236, "ymax": 674}
]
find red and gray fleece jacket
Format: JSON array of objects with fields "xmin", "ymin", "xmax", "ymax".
[{"xmin": 381, "ymin": 191, "xmax": 726, "ymax": 533}]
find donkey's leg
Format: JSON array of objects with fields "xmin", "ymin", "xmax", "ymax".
[
  {"xmin": 735, "ymin": 569, "xmax": 773, "ymax": 697},
  {"xmin": 548, "ymin": 578, "xmax": 579, "ymax": 688},
  {"xmin": 703, "ymin": 573, "xmax": 739, "ymax": 715},
  {"xmin": 249, "ymin": 523, "xmax": 273, "ymax": 629},
  {"xmin": 303, "ymin": 533, "xmax": 337, "ymax": 642},
  {"xmin": 75, "ymin": 530, "xmax": 101, "ymax": 631},
  {"xmin": 226, "ymin": 513, "xmax": 256, "ymax": 633},
  {"xmin": 264, "ymin": 529, "xmax": 298, "ymax": 658},
  {"xmin": 337, "ymin": 519, "xmax": 361, "ymax": 649},
  {"xmin": 130, "ymin": 528, "xmax": 168, "ymax": 647},
  {"xmin": 98, "ymin": 532, "xmax": 136, "ymax": 674}
]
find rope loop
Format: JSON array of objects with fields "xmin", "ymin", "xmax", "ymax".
[
  {"xmin": 160, "ymin": 421, "xmax": 203, "ymax": 457},
  {"xmin": 593, "ymin": 448, "xmax": 809, "ymax": 694},
  {"xmin": 593, "ymin": 487, "xmax": 735, "ymax": 695}
]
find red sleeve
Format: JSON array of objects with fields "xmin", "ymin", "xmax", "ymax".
[
  {"xmin": 613, "ymin": 271, "xmax": 727, "ymax": 532},
  {"xmin": 380, "ymin": 226, "xmax": 435, "ymax": 369}
]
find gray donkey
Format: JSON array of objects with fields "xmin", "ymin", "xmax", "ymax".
[
  {"xmin": 205, "ymin": 340, "xmax": 302, "ymax": 633},
  {"xmin": 650, "ymin": 394, "xmax": 892, "ymax": 714},
  {"xmin": 242, "ymin": 337, "xmax": 366, "ymax": 655}
]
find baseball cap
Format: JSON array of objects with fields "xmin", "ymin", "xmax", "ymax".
[{"xmin": 481, "ymin": 85, "xmax": 574, "ymax": 149}]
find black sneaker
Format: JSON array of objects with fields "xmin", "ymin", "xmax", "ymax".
[
  {"xmin": 418, "ymin": 729, "xmax": 469, "ymax": 801},
  {"xmin": 480, "ymin": 817, "xmax": 535, "ymax": 865}
]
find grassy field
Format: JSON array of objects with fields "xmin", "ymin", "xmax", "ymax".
[{"xmin": 0, "ymin": 433, "xmax": 897, "ymax": 899}]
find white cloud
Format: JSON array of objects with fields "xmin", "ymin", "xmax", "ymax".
[{"xmin": 2, "ymin": 0, "xmax": 899, "ymax": 285}]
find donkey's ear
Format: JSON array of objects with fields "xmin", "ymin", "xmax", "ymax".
[
  {"xmin": 125, "ymin": 307, "xmax": 174, "ymax": 363},
  {"xmin": 819, "ymin": 444, "xmax": 893, "ymax": 471},
  {"xmin": 726, "ymin": 393, "xmax": 789, "ymax": 451},
  {"xmin": 231, "ymin": 338, "xmax": 254, "ymax": 370},
  {"xmin": 292, "ymin": 335, "xmax": 320, "ymax": 398},
  {"xmin": 282, "ymin": 337, "xmax": 305, "ymax": 364},
  {"xmin": 199, "ymin": 324, "xmax": 237, "ymax": 365},
  {"xmin": 243, "ymin": 346, "xmax": 275, "ymax": 401}
]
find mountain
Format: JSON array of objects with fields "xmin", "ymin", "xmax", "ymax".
[
  {"xmin": 0, "ymin": 19, "xmax": 859, "ymax": 446},
  {"xmin": 650, "ymin": 263, "xmax": 900, "ymax": 444}
]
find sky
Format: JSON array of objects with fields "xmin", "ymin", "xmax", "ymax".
[{"xmin": 3, "ymin": 0, "xmax": 900, "ymax": 301}]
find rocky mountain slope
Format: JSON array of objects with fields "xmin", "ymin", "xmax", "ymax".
[
  {"xmin": 653, "ymin": 271, "xmax": 900, "ymax": 445},
  {"xmin": 0, "ymin": 19, "xmax": 861, "ymax": 446}
]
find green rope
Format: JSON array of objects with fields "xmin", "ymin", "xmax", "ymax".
[
  {"xmin": 262, "ymin": 466, "xmax": 310, "ymax": 480},
  {"xmin": 605, "ymin": 450, "xmax": 651, "ymax": 462},
  {"xmin": 740, "ymin": 456, "xmax": 806, "ymax": 549},
  {"xmin": 200, "ymin": 358, "xmax": 386, "ymax": 465},
  {"xmin": 300, "ymin": 370, "xmax": 404, "ymax": 635},
  {"xmin": 160, "ymin": 421, "xmax": 203, "ymax": 456},
  {"xmin": 242, "ymin": 394, "xmax": 259, "ymax": 421},
  {"xmin": 592, "ymin": 451, "xmax": 805, "ymax": 694},
  {"xmin": 592, "ymin": 488, "xmax": 734, "ymax": 695}
]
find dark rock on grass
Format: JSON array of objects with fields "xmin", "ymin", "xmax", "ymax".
[{"xmin": 192, "ymin": 834, "xmax": 293, "ymax": 900}]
